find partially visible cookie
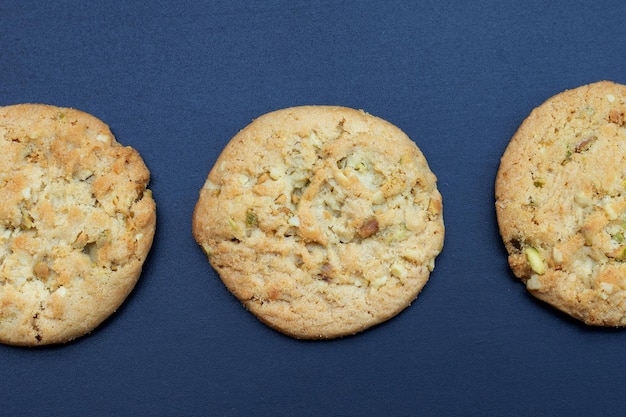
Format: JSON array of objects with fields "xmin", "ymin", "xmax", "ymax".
[
  {"xmin": 193, "ymin": 106, "xmax": 444, "ymax": 339},
  {"xmin": 0, "ymin": 104, "xmax": 156, "ymax": 345},
  {"xmin": 496, "ymin": 81, "xmax": 626, "ymax": 326}
]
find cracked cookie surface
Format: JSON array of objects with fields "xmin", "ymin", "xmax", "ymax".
[
  {"xmin": 496, "ymin": 81, "xmax": 626, "ymax": 326},
  {"xmin": 193, "ymin": 106, "xmax": 444, "ymax": 338},
  {"xmin": 0, "ymin": 104, "xmax": 156, "ymax": 345}
]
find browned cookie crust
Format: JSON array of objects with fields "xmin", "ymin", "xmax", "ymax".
[
  {"xmin": 496, "ymin": 81, "xmax": 626, "ymax": 326},
  {"xmin": 193, "ymin": 106, "xmax": 444, "ymax": 339},
  {"xmin": 0, "ymin": 104, "xmax": 156, "ymax": 345}
]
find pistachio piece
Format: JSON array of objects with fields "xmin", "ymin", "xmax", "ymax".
[
  {"xmin": 524, "ymin": 247, "xmax": 545, "ymax": 275},
  {"xmin": 354, "ymin": 161, "xmax": 367, "ymax": 172},
  {"xmin": 562, "ymin": 148, "xmax": 573, "ymax": 165},
  {"xmin": 614, "ymin": 246, "xmax": 626, "ymax": 261},
  {"xmin": 386, "ymin": 224, "xmax": 409, "ymax": 243},
  {"xmin": 245, "ymin": 209, "xmax": 258, "ymax": 228},
  {"xmin": 201, "ymin": 243, "xmax": 212, "ymax": 257},
  {"xmin": 228, "ymin": 217, "xmax": 239, "ymax": 235}
]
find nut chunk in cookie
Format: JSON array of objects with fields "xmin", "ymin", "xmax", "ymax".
[
  {"xmin": 193, "ymin": 106, "xmax": 444, "ymax": 339},
  {"xmin": 496, "ymin": 81, "xmax": 626, "ymax": 326},
  {"xmin": 0, "ymin": 104, "xmax": 156, "ymax": 345}
]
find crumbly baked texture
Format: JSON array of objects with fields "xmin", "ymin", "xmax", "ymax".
[
  {"xmin": 0, "ymin": 104, "xmax": 156, "ymax": 345},
  {"xmin": 496, "ymin": 81, "xmax": 626, "ymax": 326},
  {"xmin": 193, "ymin": 106, "xmax": 444, "ymax": 339}
]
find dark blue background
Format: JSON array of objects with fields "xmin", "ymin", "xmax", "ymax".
[{"xmin": 2, "ymin": 1, "xmax": 626, "ymax": 416}]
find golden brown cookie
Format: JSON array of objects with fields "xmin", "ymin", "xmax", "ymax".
[
  {"xmin": 0, "ymin": 104, "xmax": 156, "ymax": 345},
  {"xmin": 193, "ymin": 106, "xmax": 444, "ymax": 338},
  {"xmin": 496, "ymin": 81, "xmax": 626, "ymax": 326}
]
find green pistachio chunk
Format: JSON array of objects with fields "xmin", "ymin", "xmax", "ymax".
[
  {"xmin": 525, "ymin": 247, "xmax": 545, "ymax": 275},
  {"xmin": 246, "ymin": 209, "xmax": 258, "ymax": 228}
]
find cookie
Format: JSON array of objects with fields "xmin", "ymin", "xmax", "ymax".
[
  {"xmin": 0, "ymin": 104, "xmax": 156, "ymax": 345},
  {"xmin": 193, "ymin": 106, "xmax": 444, "ymax": 338},
  {"xmin": 496, "ymin": 81, "xmax": 626, "ymax": 326}
]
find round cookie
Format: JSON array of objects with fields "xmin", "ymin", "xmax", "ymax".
[
  {"xmin": 0, "ymin": 104, "xmax": 156, "ymax": 345},
  {"xmin": 496, "ymin": 81, "xmax": 626, "ymax": 326},
  {"xmin": 193, "ymin": 106, "xmax": 444, "ymax": 339}
]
